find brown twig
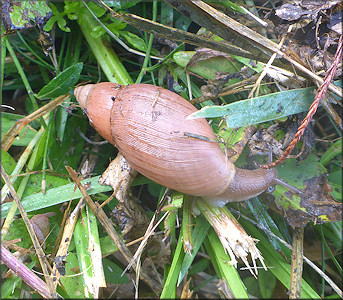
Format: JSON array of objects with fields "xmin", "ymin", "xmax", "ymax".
[
  {"xmin": 261, "ymin": 34, "xmax": 343, "ymax": 169},
  {"xmin": 1, "ymin": 94, "xmax": 69, "ymax": 152},
  {"xmin": 65, "ymin": 166, "xmax": 162, "ymax": 295},
  {"xmin": 289, "ymin": 227, "xmax": 304, "ymax": 299},
  {"xmin": 0, "ymin": 164, "xmax": 58, "ymax": 298},
  {"xmin": 51, "ymin": 197, "xmax": 84, "ymax": 288}
]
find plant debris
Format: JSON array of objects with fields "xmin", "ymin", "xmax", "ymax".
[
  {"xmin": 283, "ymin": 175, "xmax": 342, "ymax": 228},
  {"xmin": 2, "ymin": 0, "xmax": 54, "ymax": 55}
]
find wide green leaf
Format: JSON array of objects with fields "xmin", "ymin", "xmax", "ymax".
[
  {"xmin": 103, "ymin": 258, "xmax": 129, "ymax": 284},
  {"xmin": 1, "ymin": 149, "xmax": 16, "ymax": 175},
  {"xmin": 188, "ymin": 86, "xmax": 317, "ymax": 128},
  {"xmin": 59, "ymin": 252, "xmax": 86, "ymax": 298},
  {"xmin": 188, "ymin": 81, "xmax": 342, "ymax": 128},
  {"xmin": 36, "ymin": 63, "xmax": 83, "ymax": 100}
]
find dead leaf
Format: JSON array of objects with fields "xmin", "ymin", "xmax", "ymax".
[
  {"xmin": 217, "ymin": 278, "xmax": 235, "ymax": 299},
  {"xmin": 301, "ymin": 175, "xmax": 342, "ymax": 221},
  {"xmin": 2, "ymin": 0, "xmax": 52, "ymax": 32},
  {"xmin": 274, "ymin": 1, "xmax": 341, "ymax": 22},
  {"xmin": 284, "ymin": 175, "xmax": 342, "ymax": 228},
  {"xmin": 186, "ymin": 48, "xmax": 232, "ymax": 68},
  {"xmin": 99, "ymin": 154, "xmax": 170, "ymax": 269},
  {"xmin": 99, "ymin": 153, "xmax": 137, "ymax": 203},
  {"xmin": 249, "ymin": 124, "xmax": 284, "ymax": 157},
  {"xmin": 54, "ymin": 254, "xmax": 68, "ymax": 276},
  {"xmin": 99, "ymin": 154, "xmax": 150, "ymax": 239},
  {"xmin": 180, "ymin": 278, "xmax": 193, "ymax": 299}
]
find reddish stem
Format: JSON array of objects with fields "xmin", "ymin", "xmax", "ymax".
[
  {"xmin": 1, "ymin": 246, "xmax": 51, "ymax": 298},
  {"xmin": 262, "ymin": 34, "xmax": 343, "ymax": 169}
]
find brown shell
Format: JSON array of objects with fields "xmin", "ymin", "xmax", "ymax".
[
  {"xmin": 75, "ymin": 83, "xmax": 123, "ymax": 143},
  {"xmin": 30, "ymin": 212, "xmax": 55, "ymax": 248},
  {"xmin": 75, "ymin": 83, "xmax": 279, "ymax": 204},
  {"xmin": 109, "ymin": 83, "xmax": 236, "ymax": 197}
]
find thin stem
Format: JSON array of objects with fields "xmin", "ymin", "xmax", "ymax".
[
  {"xmin": 65, "ymin": 166, "xmax": 162, "ymax": 294},
  {"xmin": 42, "ymin": 112, "xmax": 54, "ymax": 194},
  {"xmin": 262, "ymin": 35, "xmax": 343, "ymax": 169},
  {"xmin": 1, "ymin": 246, "xmax": 51, "ymax": 298},
  {"xmin": 1, "ymin": 23, "xmax": 6, "ymax": 103},
  {"xmin": 182, "ymin": 195, "xmax": 193, "ymax": 254},
  {"xmin": 144, "ymin": 43, "xmax": 184, "ymax": 72},
  {"xmin": 16, "ymin": 32, "xmax": 55, "ymax": 70},
  {"xmin": 1, "ymin": 165, "xmax": 57, "ymax": 297},
  {"xmin": 58, "ymin": 31, "xmax": 67, "ymax": 70},
  {"xmin": 273, "ymin": 177, "xmax": 303, "ymax": 196},
  {"xmin": 6, "ymin": 39, "xmax": 47, "ymax": 128},
  {"xmin": 38, "ymin": 64, "xmax": 51, "ymax": 84},
  {"xmin": 0, "ymin": 126, "xmax": 45, "ymax": 205},
  {"xmin": 79, "ymin": 1, "xmax": 133, "ymax": 85},
  {"xmin": 2, "ymin": 120, "xmax": 49, "ymax": 241},
  {"xmin": 321, "ymin": 227, "xmax": 326, "ymax": 298},
  {"xmin": 320, "ymin": 225, "xmax": 343, "ymax": 276},
  {"xmin": 289, "ymin": 227, "xmax": 304, "ymax": 299},
  {"xmin": 86, "ymin": 0, "xmax": 162, "ymax": 61},
  {"xmin": 229, "ymin": 208, "xmax": 343, "ymax": 298},
  {"xmin": 135, "ymin": 0, "xmax": 158, "ymax": 84}
]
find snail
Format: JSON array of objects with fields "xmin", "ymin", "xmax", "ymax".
[
  {"xmin": 74, "ymin": 82, "xmax": 282, "ymax": 207},
  {"xmin": 30, "ymin": 212, "xmax": 55, "ymax": 248}
]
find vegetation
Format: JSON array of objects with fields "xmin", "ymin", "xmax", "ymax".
[{"xmin": 1, "ymin": 1, "xmax": 342, "ymax": 298}]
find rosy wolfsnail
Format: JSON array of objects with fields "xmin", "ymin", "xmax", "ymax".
[{"xmin": 74, "ymin": 82, "xmax": 278, "ymax": 207}]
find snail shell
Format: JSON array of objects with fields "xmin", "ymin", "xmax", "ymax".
[
  {"xmin": 75, "ymin": 83, "xmax": 235, "ymax": 197},
  {"xmin": 30, "ymin": 212, "xmax": 55, "ymax": 248},
  {"xmin": 75, "ymin": 83, "xmax": 277, "ymax": 206}
]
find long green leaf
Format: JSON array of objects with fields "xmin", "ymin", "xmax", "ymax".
[
  {"xmin": 160, "ymin": 228, "xmax": 185, "ymax": 298},
  {"xmin": 36, "ymin": 63, "xmax": 83, "ymax": 99},
  {"xmin": 1, "ymin": 175, "xmax": 112, "ymax": 218},
  {"xmin": 320, "ymin": 139, "xmax": 342, "ymax": 166},
  {"xmin": 205, "ymin": 229, "xmax": 249, "ymax": 298},
  {"xmin": 177, "ymin": 215, "xmax": 211, "ymax": 285},
  {"xmin": 188, "ymin": 81, "xmax": 342, "ymax": 128},
  {"xmin": 74, "ymin": 208, "xmax": 94, "ymax": 297}
]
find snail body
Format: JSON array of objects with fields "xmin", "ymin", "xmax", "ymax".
[{"xmin": 75, "ymin": 83, "xmax": 277, "ymax": 207}]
